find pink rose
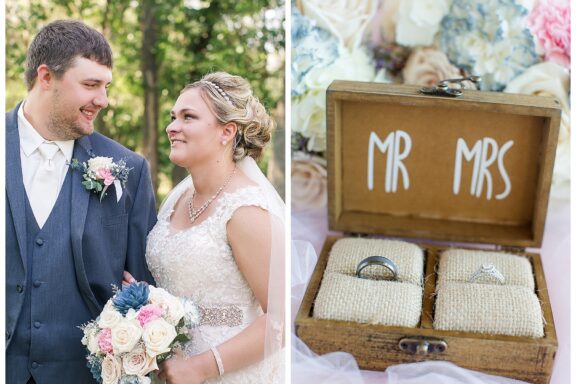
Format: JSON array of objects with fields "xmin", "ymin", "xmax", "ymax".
[
  {"xmin": 98, "ymin": 328, "xmax": 113, "ymax": 354},
  {"xmin": 137, "ymin": 304, "xmax": 164, "ymax": 327},
  {"xmin": 528, "ymin": 0, "xmax": 570, "ymax": 69},
  {"xmin": 96, "ymin": 168, "xmax": 116, "ymax": 186}
]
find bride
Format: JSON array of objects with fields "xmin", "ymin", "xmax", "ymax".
[{"xmin": 126, "ymin": 72, "xmax": 284, "ymax": 383}]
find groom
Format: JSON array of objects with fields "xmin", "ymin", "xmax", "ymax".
[{"xmin": 6, "ymin": 20, "xmax": 157, "ymax": 383}]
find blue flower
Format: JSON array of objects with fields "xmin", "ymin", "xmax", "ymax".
[
  {"xmin": 86, "ymin": 355, "xmax": 103, "ymax": 383},
  {"xmin": 439, "ymin": 0, "xmax": 538, "ymax": 91},
  {"xmin": 291, "ymin": 5, "xmax": 339, "ymax": 97},
  {"xmin": 112, "ymin": 282, "xmax": 149, "ymax": 316}
]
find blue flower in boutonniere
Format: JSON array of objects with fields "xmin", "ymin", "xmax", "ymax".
[{"xmin": 70, "ymin": 156, "xmax": 132, "ymax": 202}]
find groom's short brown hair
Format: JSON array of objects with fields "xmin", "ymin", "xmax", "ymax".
[{"xmin": 25, "ymin": 19, "xmax": 113, "ymax": 90}]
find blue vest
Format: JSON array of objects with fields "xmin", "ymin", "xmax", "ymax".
[{"xmin": 7, "ymin": 172, "xmax": 95, "ymax": 383}]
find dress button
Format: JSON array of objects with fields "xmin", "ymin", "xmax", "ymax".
[
  {"xmin": 31, "ymin": 362, "xmax": 39, "ymax": 369},
  {"xmin": 36, "ymin": 238, "xmax": 44, "ymax": 246},
  {"xmin": 16, "ymin": 285, "xmax": 24, "ymax": 293},
  {"xmin": 34, "ymin": 321, "xmax": 41, "ymax": 329},
  {"xmin": 33, "ymin": 280, "xmax": 41, "ymax": 288}
]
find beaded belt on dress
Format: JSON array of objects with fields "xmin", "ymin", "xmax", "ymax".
[{"xmin": 199, "ymin": 304, "xmax": 260, "ymax": 327}]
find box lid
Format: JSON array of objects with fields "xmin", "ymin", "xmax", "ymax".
[{"xmin": 326, "ymin": 81, "xmax": 561, "ymax": 248}]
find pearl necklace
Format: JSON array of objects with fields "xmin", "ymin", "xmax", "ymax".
[{"xmin": 188, "ymin": 165, "xmax": 237, "ymax": 223}]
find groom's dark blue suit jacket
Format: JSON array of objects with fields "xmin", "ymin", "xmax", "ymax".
[{"xmin": 6, "ymin": 102, "xmax": 157, "ymax": 383}]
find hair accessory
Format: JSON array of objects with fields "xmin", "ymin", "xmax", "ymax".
[
  {"xmin": 468, "ymin": 263, "xmax": 505, "ymax": 285},
  {"xmin": 210, "ymin": 346, "xmax": 225, "ymax": 376},
  {"xmin": 201, "ymin": 80, "xmax": 234, "ymax": 107},
  {"xmin": 356, "ymin": 256, "xmax": 399, "ymax": 281}
]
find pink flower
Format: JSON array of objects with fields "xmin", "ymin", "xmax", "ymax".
[
  {"xmin": 137, "ymin": 304, "xmax": 164, "ymax": 327},
  {"xmin": 96, "ymin": 168, "xmax": 116, "ymax": 186},
  {"xmin": 98, "ymin": 328, "xmax": 113, "ymax": 354},
  {"xmin": 528, "ymin": 0, "xmax": 570, "ymax": 69}
]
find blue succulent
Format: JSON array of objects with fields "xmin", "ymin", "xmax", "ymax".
[
  {"xmin": 119, "ymin": 375, "xmax": 142, "ymax": 384},
  {"xmin": 86, "ymin": 355, "xmax": 103, "ymax": 383},
  {"xmin": 112, "ymin": 282, "xmax": 149, "ymax": 316}
]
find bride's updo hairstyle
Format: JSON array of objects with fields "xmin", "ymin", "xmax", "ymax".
[{"xmin": 182, "ymin": 72, "xmax": 274, "ymax": 161}]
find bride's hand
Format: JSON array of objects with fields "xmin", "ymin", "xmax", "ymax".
[
  {"xmin": 158, "ymin": 351, "xmax": 218, "ymax": 384},
  {"xmin": 122, "ymin": 271, "xmax": 137, "ymax": 286}
]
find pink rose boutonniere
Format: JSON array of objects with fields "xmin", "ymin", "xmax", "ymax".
[{"xmin": 71, "ymin": 156, "xmax": 132, "ymax": 202}]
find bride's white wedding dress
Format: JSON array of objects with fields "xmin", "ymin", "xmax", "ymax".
[{"xmin": 146, "ymin": 184, "xmax": 276, "ymax": 383}]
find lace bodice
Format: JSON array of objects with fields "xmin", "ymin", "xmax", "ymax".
[
  {"xmin": 145, "ymin": 185, "xmax": 277, "ymax": 383},
  {"xmin": 146, "ymin": 185, "xmax": 267, "ymax": 306}
]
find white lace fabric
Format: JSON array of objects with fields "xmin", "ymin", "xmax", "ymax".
[{"xmin": 146, "ymin": 185, "xmax": 278, "ymax": 383}]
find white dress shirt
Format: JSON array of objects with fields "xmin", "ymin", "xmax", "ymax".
[{"xmin": 18, "ymin": 102, "xmax": 75, "ymax": 212}]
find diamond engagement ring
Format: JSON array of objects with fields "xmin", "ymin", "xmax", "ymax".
[
  {"xmin": 356, "ymin": 256, "xmax": 399, "ymax": 281},
  {"xmin": 468, "ymin": 263, "xmax": 505, "ymax": 285}
]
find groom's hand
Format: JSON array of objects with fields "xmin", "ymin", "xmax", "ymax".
[{"xmin": 122, "ymin": 271, "xmax": 137, "ymax": 286}]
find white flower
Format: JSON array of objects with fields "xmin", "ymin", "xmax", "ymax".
[
  {"xmin": 148, "ymin": 286, "xmax": 186, "ymax": 326},
  {"xmin": 87, "ymin": 156, "xmax": 113, "ymax": 172},
  {"xmin": 299, "ymin": 0, "xmax": 378, "ymax": 50},
  {"xmin": 122, "ymin": 342, "xmax": 159, "ymax": 377},
  {"xmin": 292, "ymin": 91, "xmax": 326, "ymax": 152},
  {"xmin": 82, "ymin": 323, "xmax": 101, "ymax": 355},
  {"xmin": 402, "ymin": 47, "xmax": 461, "ymax": 87},
  {"xmin": 293, "ymin": 47, "xmax": 378, "ymax": 152},
  {"xmin": 98, "ymin": 302, "xmax": 123, "ymax": 330},
  {"xmin": 504, "ymin": 62, "xmax": 570, "ymax": 194},
  {"xmin": 142, "ymin": 318, "xmax": 177, "ymax": 358},
  {"xmin": 111, "ymin": 318, "xmax": 143, "ymax": 354},
  {"xmin": 395, "ymin": 0, "xmax": 451, "ymax": 46},
  {"xmin": 292, "ymin": 152, "xmax": 328, "ymax": 211},
  {"xmin": 101, "ymin": 354, "xmax": 122, "ymax": 384}
]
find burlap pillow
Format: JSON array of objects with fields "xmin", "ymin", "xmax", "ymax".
[
  {"xmin": 434, "ymin": 282, "xmax": 544, "ymax": 337},
  {"xmin": 326, "ymin": 238, "xmax": 424, "ymax": 285},
  {"xmin": 313, "ymin": 272, "xmax": 422, "ymax": 327},
  {"xmin": 437, "ymin": 249, "xmax": 534, "ymax": 289}
]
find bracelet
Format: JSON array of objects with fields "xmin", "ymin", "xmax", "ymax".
[{"xmin": 210, "ymin": 346, "xmax": 225, "ymax": 376}]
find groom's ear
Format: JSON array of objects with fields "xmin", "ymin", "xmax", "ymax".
[
  {"xmin": 36, "ymin": 64, "xmax": 55, "ymax": 89},
  {"xmin": 221, "ymin": 122, "xmax": 238, "ymax": 142}
]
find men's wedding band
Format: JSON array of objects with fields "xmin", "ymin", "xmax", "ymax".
[
  {"xmin": 468, "ymin": 263, "xmax": 505, "ymax": 285},
  {"xmin": 356, "ymin": 256, "xmax": 399, "ymax": 281}
]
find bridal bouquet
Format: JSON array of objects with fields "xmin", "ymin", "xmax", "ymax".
[{"xmin": 81, "ymin": 282, "xmax": 201, "ymax": 384}]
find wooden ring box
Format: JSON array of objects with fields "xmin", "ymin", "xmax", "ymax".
[{"xmin": 295, "ymin": 81, "xmax": 561, "ymax": 384}]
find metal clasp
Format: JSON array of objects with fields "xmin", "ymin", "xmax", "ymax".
[
  {"xmin": 398, "ymin": 338, "xmax": 447, "ymax": 355},
  {"xmin": 420, "ymin": 76, "xmax": 482, "ymax": 97}
]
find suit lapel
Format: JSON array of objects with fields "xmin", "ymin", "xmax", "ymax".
[
  {"xmin": 6, "ymin": 102, "xmax": 28, "ymax": 268},
  {"xmin": 71, "ymin": 135, "xmax": 101, "ymax": 316}
]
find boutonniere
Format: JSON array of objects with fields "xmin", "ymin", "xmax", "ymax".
[{"xmin": 70, "ymin": 156, "xmax": 132, "ymax": 202}]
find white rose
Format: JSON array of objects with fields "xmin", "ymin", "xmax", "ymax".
[
  {"xmin": 122, "ymin": 342, "xmax": 159, "ymax": 377},
  {"xmin": 98, "ymin": 302, "xmax": 123, "ymax": 330},
  {"xmin": 87, "ymin": 156, "xmax": 113, "ymax": 172},
  {"xmin": 300, "ymin": 0, "xmax": 378, "ymax": 49},
  {"xmin": 304, "ymin": 47, "xmax": 376, "ymax": 92},
  {"xmin": 402, "ymin": 47, "xmax": 461, "ymax": 87},
  {"xmin": 147, "ymin": 286, "xmax": 185, "ymax": 325},
  {"xmin": 292, "ymin": 152, "xmax": 328, "ymax": 211},
  {"xmin": 382, "ymin": 0, "xmax": 450, "ymax": 46},
  {"xmin": 111, "ymin": 318, "xmax": 143, "ymax": 354},
  {"xmin": 504, "ymin": 62, "xmax": 570, "ymax": 193},
  {"xmin": 142, "ymin": 318, "xmax": 177, "ymax": 358},
  {"xmin": 292, "ymin": 91, "xmax": 326, "ymax": 152},
  {"xmin": 101, "ymin": 354, "xmax": 122, "ymax": 384}
]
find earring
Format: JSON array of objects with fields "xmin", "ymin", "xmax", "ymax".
[{"xmin": 221, "ymin": 140, "xmax": 227, "ymax": 145}]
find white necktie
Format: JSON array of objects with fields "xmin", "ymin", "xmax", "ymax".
[{"xmin": 30, "ymin": 142, "xmax": 61, "ymax": 228}]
